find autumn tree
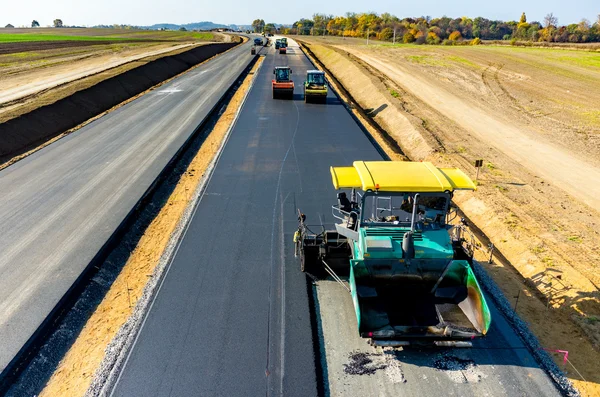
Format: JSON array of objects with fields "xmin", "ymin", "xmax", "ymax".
[
  {"xmin": 264, "ymin": 23, "xmax": 276, "ymax": 34},
  {"xmin": 519, "ymin": 13, "xmax": 527, "ymax": 24},
  {"xmin": 53, "ymin": 19, "xmax": 63, "ymax": 28},
  {"xmin": 403, "ymin": 32, "xmax": 415, "ymax": 43},
  {"xmin": 426, "ymin": 31, "xmax": 440, "ymax": 44},
  {"xmin": 544, "ymin": 13, "xmax": 558, "ymax": 28},
  {"xmin": 378, "ymin": 27, "xmax": 393, "ymax": 40},
  {"xmin": 312, "ymin": 14, "xmax": 333, "ymax": 35},
  {"xmin": 291, "ymin": 11, "xmax": 600, "ymax": 45},
  {"xmin": 293, "ymin": 18, "xmax": 314, "ymax": 35},
  {"xmin": 449, "ymin": 30, "xmax": 462, "ymax": 41},
  {"xmin": 251, "ymin": 19, "xmax": 265, "ymax": 33}
]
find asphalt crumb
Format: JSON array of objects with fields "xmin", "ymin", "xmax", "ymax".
[
  {"xmin": 433, "ymin": 354, "xmax": 483, "ymax": 383},
  {"xmin": 343, "ymin": 352, "xmax": 387, "ymax": 375},
  {"xmin": 343, "ymin": 350, "xmax": 406, "ymax": 383}
]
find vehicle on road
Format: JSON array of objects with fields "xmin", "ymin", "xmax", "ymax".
[
  {"xmin": 296, "ymin": 161, "xmax": 492, "ymax": 347},
  {"xmin": 279, "ymin": 44, "xmax": 287, "ymax": 54},
  {"xmin": 254, "ymin": 38, "xmax": 262, "ymax": 45},
  {"xmin": 304, "ymin": 70, "xmax": 327, "ymax": 103},
  {"xmin": 251, "ymin": 47, "xmax": 256, "ymax": 55},
  {"xmin": 272, "ymin": 66, "xmax": 294, "ymax": 99},
  {"xmin": 275, "ymin": 39, "xmax": 281, "ymax": 49},
  {"xmin": 281, "ymin": 38, "xmax": 288, "ymax": 46}
]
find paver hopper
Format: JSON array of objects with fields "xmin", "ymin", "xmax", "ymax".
[
  {"xmin": 296, "ymin": 161, "xmax": 492, "ymax": 346},
  {"xmin": 272, "ymin": 67, "xmax": 294, "ymax": 99}
]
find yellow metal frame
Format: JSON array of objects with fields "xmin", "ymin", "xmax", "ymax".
[{"xmin": 330, "ymin": 161, "xmax": 476, "ymax": 192}]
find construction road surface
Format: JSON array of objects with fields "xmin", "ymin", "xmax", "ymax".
[
  {"xmin": 0, "ymin": 39, "xmax": 253, "ymax": 377},
  {"xmin": 110, "ymin": 39, "xmax": 561, "ymax": 396}
]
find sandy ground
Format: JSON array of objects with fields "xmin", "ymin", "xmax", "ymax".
[
  {"xmin": 37, "ymin": 55, "xmax": 264, "ymax": 397},
  {"xmin": 299, "ymin": 37, "xmax": 600, "ymax": 396}
]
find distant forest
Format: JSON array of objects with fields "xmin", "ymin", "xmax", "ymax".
[{"xmin": 279, "ymin": 13, "xmax": 600, "ymax": 44}]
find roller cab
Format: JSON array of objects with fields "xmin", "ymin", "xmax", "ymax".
[
  {"xmin": 272, "ymin": 67, "xmax": 294, "ymax": 99},
  {"xmin": 304, "ymin": 70, "xmax": 328, "ymax": 103}
]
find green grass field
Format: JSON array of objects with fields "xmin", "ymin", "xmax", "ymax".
[
  {"xmin": 0, "ymin": 34, "xmax": 124, "ymax": 43},
  {"xmin": 0, "ymin": 29, "xmax": 215, "ymax": 43}
]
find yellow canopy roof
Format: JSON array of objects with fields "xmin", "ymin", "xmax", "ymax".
[{"xmin": 330, "ymin": 161, "xmax": 476, "ymax": 192}]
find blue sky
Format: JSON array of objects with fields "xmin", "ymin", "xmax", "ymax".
[{"xmin": 2, "ymin": 0, "xmax": 598, "ymax": 28}]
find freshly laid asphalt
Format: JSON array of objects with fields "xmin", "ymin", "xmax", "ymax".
[
  {"xmin": 0, "ymin": 39, "xmax": 254, "ymax": 376},
  {"xmin": 111, "ymin": 40, "xmax": 561, "ymax": 396}
]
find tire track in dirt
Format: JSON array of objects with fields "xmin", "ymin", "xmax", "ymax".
[
  {"xmin": 343, "ymin": 48, "xmax": 600, "ymax": 211},
  {"xmin": 342, "ymin": 50, "xmax": 446, "ymax": 152}
]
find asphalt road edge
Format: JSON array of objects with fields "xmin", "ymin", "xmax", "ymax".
[
  {"xmin": 0, "ymin": 51, "xmax": 258, "ymax": 395},
  {"xmin": 87, "ymin": 54, "xmax": 265, "ymax": 397},
  {"xmin": 295, "ymin": 40, "xmax": 579, "ymax": 397}
]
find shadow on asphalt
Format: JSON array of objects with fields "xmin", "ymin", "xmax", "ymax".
[{"xmin": 290, "ymin": 93, "xmax": 343, "ymax": 105}]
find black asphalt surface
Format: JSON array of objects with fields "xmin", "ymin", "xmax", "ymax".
[
  {"xmin": 111, "ymin": 42, "xmax": 379, "ymax": 397},
  {"xmin": 112, "ymin": 40, "xmax": 561, "ymax": 396},
  {"xmin": 0, "ymin": 39, "xmax": 254, "ymax": 376}
]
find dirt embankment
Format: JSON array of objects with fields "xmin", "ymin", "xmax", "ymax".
[
  {"xmin": 299, "ymin": 39, "xmax": 600, "ymax": 397},
  {"xmin": 0, "ymin": 41, "xmax": 240, "ymax": 165}
]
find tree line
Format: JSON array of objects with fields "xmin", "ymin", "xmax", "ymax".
[{"xmin": 282, "ymin": 12, "xmax": 600, "ymax": 44}]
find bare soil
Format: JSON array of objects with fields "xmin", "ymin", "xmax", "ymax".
[
  {"xmin": 38, "ymin": 55, "xmax": 264, "ymax": 397},
  {"xmin": 299, "ymin": 37, "xmax": 600, "ymax": 396}
]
